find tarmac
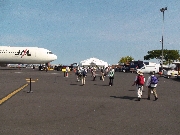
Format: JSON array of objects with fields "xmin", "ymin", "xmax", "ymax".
[{"xmin": 0, "ymin": 67, "xmax": 180, "ymax": 135}]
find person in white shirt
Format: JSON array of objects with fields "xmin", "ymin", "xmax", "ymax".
[
  {"xmin": 146, "ymin": 72, "xmax": 158, "ymax": 100},
  {"xmin": 66, "ymin": 66, "xmax": 69, "ymax": 77}
]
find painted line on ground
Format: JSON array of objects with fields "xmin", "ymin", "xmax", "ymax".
[
  {"xmin": 0, "ymin": 83, "xmax": 29, "ymax": 105},
  {"xmin": 14, "ymin": 72, "xmax": 22, "ymax": 73},
  {"xmin": 26, "ymin": 81, "xmax": 36, "ymax": 82}
]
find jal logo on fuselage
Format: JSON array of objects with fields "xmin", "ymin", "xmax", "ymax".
[{"xmin": 15, "ymin": 49, "xmax": 31, "ymax": 58}]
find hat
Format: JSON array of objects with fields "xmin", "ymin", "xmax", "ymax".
[{"xmin": 138, "ymin": 71, "xmax": 143, "ymax": 75}]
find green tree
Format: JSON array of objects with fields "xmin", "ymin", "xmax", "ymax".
[
  {"xmin": 144, "ymin": 50, "xmax": 180, "ymax": 64},
  {"xmin": 118, "ymin": 56, "xmax": 134, "ymax": 65}
]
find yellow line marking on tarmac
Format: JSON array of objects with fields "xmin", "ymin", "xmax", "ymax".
[
  {"xmin": 26, "ymin": 79, "xmax": 38, "ymax": 80},
  {"xmin": 26, "ymin": 81, "xmax": 36, "ymax": 82},
  {"xmin": 0, "ymin": 83, "xmax": 29, "ymax": 105},
  {"xmin": 26, "ymin": 79, "xmax": 38, "ymax": 82}
]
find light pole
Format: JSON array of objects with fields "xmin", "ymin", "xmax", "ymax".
[{"xmin": 160, "ymin": 7, "xmax": 167, "ymax": 71}]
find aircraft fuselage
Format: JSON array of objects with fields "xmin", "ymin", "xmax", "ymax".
[{"xmin": 0, "ymin": 46, "xmax": 57, "ymax": 64}]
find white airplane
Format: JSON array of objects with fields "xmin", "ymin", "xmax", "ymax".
[{"xmin": 0, "ymin": 46, "xmax": 57, "ymax": 64}]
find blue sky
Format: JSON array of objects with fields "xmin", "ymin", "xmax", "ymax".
[{"xmin": 0, "ymin": 0, "xmax": 180, "ymax": 65}]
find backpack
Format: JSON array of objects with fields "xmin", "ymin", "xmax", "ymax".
[
  {"xmin": 75, "ymin": 70, "xmax": 79, "ymax": 75},
  {"xmin": 78, "ymin": 70, "xmax": 82, "ymax": 76},
  {"xmin": 83, "ymin": 70, "xmax": 87, "ymax": 76},
  {"xmin": 151, "ymin": 76, "xmax": 158, "ymax": 84},
  {"xmin": 136, "ymin": 75, "xmax": 144, "ymax": 85},
  {"xmin": 109, "ymin": 71, "xmax": 114, "ymax": 77}
]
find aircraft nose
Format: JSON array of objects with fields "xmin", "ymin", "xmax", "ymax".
[{"xmin": 54, "ymin": 54, "xmax": 57, "ymax": 60}]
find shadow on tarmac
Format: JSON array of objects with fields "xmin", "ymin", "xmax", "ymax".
[
  {"xmin": 110, "ymin": 96, "xmax": 150, "ymax": 101},
  {"xmin": 172, "ymin": 78, "xmax": 180, "ymax": 82},
  {"xmin": 70, "ymin": 84, "xmax": 78, "ymax": 85},
  {"xmin": 101, "ymin": 84, "xmax": 110, "ymax": 86},
  {"xmin": 0, "ymin": 68, "xmax": 20, "ymax": 70},
  {"xmin": 110, "ymin": 95, "xmax": 137, "ymax": 100},
  {"xmin": 128, "ymin": 89, "xmax": 136, "ymax": 91}
]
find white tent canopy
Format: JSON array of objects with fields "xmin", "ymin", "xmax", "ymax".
[{"xmin": 79, "ymin": 57, "xmax": 108, "ymax": 68}]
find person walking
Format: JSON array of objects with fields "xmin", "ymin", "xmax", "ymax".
[
  {"xmin": 108, "ymin": 68, "xmax": 114, "ymax": 86},
  {"xmin": 132, "ymin": 71, "xmax": 145, "ymax": 101},
  {"xmin": 91, "ymin": 67, "xmax": 94, "ymax": 77},
  {"xmin": 66, "ymin": 66, "xmax": 69, "ymax": 77},
  {"xmin": 81, "ymin": 68, "xmax": 87, "ymax": 85},
  {"xmin": 100, "ymin": 67, "xmax": 105, "ymax": 81},
  {"xmin": 75, "ymin": 67, "xmax": 80, "ymax": 82},
  {"xmin": 33, "ymin": 65, "xmax": 35, "ymax": 70},
  {"xmin": 146, "ymin": 72, "xmax": 158, "ymax": 100},
  {"xmin": 92, "ymin": 69, "xmax": 96, "ymax": 81}
]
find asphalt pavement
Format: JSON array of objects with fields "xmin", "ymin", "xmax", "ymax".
[{"xmin": 0, "ymin": 67, "xmax": 180, "ymax": 135}]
